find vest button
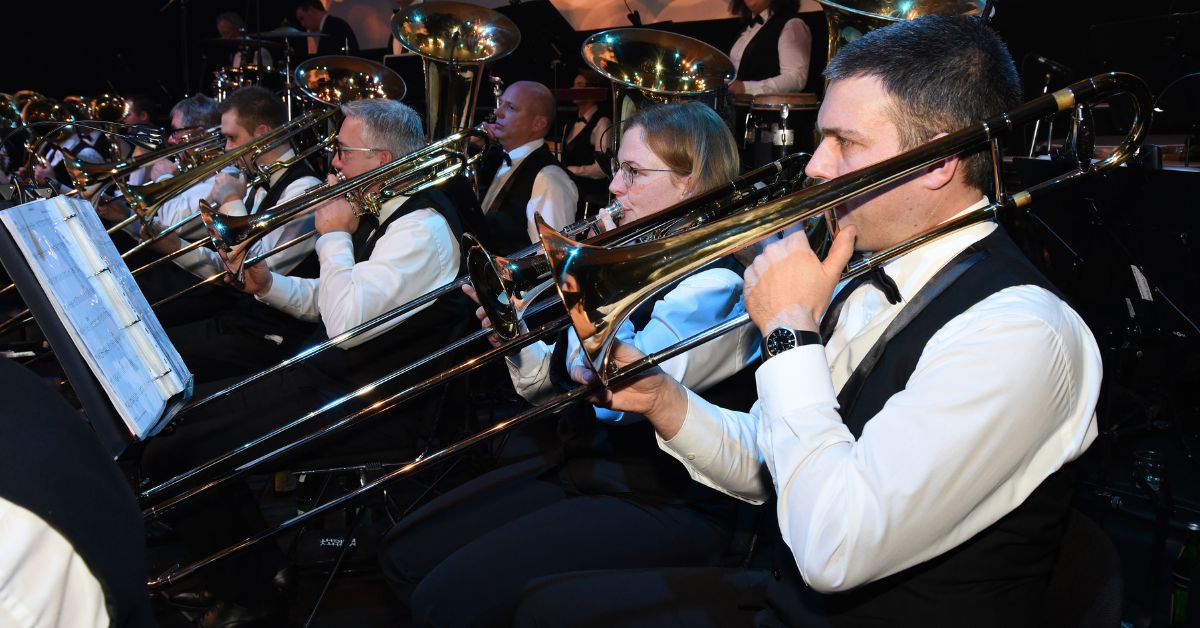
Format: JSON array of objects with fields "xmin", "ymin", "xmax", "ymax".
[{"xmin": 772, "ymin": 568, "xmax": 782, "ymax": 580}]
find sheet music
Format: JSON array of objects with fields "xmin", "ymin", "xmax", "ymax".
[{"xmin": 0, "ymin": 196, "xmax": 192, "ymax": 440}]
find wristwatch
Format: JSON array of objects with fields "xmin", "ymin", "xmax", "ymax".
[{"xmin": 762, "ymin": 328, "xmax": 823, "ymax": 360}]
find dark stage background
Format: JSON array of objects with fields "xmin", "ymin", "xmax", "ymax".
[{"xmin": 2, "ymin": 0, "xmax": 1196, "ymax": 132}]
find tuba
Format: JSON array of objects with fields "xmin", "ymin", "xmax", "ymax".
[
  {"xmin": 816, "ymin": 0, "xmax": 990, "ymax": 61},
  {"xmin": 391, "ymin": 1, "xmax": 520, "ymax": 141},
  {"xmin": 581, "ymin": 29, "xmax": 735, "ymax": 152}
]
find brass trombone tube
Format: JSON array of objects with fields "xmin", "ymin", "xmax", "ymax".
[
  {"xmin": 139, "ymin": 153, "xmax": 812, "ymax": 504},
  {"xmin": 110, "ymin": 109, "xmax": 336, "ymax": 235},
  {"xmin": 146, "ymin": 309, "xmax": 748, "ymax": 590},
  {"xmin": 141, "ymin": 297, "xmax": 564, "ymax": 511},
  {"xmin": 148, "ymin": 230, "xmax": 320, "ymax": 311},
  {"xmin": 539, "ymin": 72, "xmax": 1152, "ymax": 381},
  {"xmin": 173, "ymin": 206, "xmax": 631, "ymax": 417}
]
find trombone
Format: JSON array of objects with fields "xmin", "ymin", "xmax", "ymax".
[
  {"xmin": 140, "ymin": 154, "xmax": 811, "ymax": 511},
  {"xmin": 145, "ymin": 71, "xmax": 1151, "ymax": 589}
]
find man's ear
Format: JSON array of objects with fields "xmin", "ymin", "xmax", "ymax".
[
  {"xmin": 376, "ymin": 150, "xmax": 394, "ymax": 166},
  {"xmin": 253, "ymin": 122, "xmax": 271, "ymax": 138},
  {"xmin": 919, "ymin": 132, "xmax": 959, "ymax": 191}
]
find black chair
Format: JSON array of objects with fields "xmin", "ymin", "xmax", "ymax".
[{"xmin": 1046, "ymin": 509, "xmax": 1124, "ymax": 628}]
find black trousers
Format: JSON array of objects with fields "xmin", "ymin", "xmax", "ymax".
[
  {"xmin": 142, "ymin": 362, "xmax": 424, "ymax": 603},
  {"xmin": 513, "ymin": 567, "xmax": 778, "ymax": 628},
  {"xmin": 379, "ymin": 453, "xmax": 737, "ymax": 628}
]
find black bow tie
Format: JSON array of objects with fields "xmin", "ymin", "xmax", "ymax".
[
  {"xmin": 751, "ymin": 14, "xmax": 764, "ymax": 25},
  {"xmin": 818, "ymin": 265, "xmax": 902, "ymax": 342}
]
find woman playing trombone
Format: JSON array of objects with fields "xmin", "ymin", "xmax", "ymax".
[{"xmin": 379, "ymin": 101, "xmax": 765, "ymax": 627}]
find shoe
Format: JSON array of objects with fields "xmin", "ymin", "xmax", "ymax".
[
  {"xmin": 195, "ymin": 600, "xmax": 282, "ymax": 628},
  {"xmin": 163, "ymin": 588, "xmax": 214, "ymax": 610}
]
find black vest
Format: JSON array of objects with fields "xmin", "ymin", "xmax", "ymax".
[
  {"xmin": 479, "ymin": 143, "xmax": 564, "ymax": 255},
  {"xmin": 766, "ymin": 228, "xmax": 1077, "ymax": 627},
  {"xmin": 255, "ymin": 161, "xmax": 320, "ymax": 279},
  {"xmin": 0, "ymin": 359, "xmax": 155, "ymax": 627},
  {"xmin": 311, "ymin": 186, "xmax": 471, "ymax": 387},
  {"xmin": 545, "ymin": 258, "xmax": 755, "ymax": 518},
  {"xmin": 737, "ymin": 11, "xmax": 798, "ymax": 82},
  {"xmin": 561, "ymin": 111, "xmax": 602, "ymax": 168}
]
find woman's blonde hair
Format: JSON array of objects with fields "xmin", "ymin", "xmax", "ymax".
[{"xmin": 623, "ymin": 101, "xmax": 739, "ymax": 197}]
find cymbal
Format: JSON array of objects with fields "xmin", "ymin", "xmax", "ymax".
[
  {"xmin": 252, "ymin": 26, "xmax": 328, "ymax": 38},
  {"xmin": 550, "ymin": 87, "xmax": 609, "ymax": 102},
  {"xmin": 203, "ymin": 36, "xmax": 284, "ymax": 50}
]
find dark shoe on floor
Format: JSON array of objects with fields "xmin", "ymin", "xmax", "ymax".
[
  {"xmin": 195, "ymin": 600, "xmax": 282, "ymax": 628},
  {"xmin": 163, "ymin": 588, "xmax": 214, "ymax": 610}
]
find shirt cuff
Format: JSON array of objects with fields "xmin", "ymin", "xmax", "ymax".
[
  {"xmin": 658, "ymin": 387, "xmax": 731, "ymax": 468},
  {"xmin": 219, "ymin": 199, "xmax": 249, "ymax": 217},
  {"xmin": 756, "ymin": 345, "xmax": 834, "ymax": 420},
  {"xmin": 315, "ymin": 231, "xmax": 353, "ymax": 260},
  {"xmin": 255, "ymin": 271, "xmax": 291, "ymax": 308}
]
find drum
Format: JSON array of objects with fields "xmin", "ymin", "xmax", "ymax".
[
  {"xmin": 733, "ymin": 92, "xmax": 819, "ymax": 167},
  {"xmin": 211, "ymin": 65, "xmax": 286, "ymax": 101}
]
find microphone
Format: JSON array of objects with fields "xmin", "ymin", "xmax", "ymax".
[
  {"xmin": 623, "ymin": 0, "xmax": 642, "ymax": 26},
  {"xmin": 1030, "ymin": 54, "xmax": 1073, "ymax": 78}
]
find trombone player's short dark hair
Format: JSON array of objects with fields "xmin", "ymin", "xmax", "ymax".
[
  {"xmin": 218, "ymin": 86, "xmax": 287, "ymax": 134},
  {"xmin": 824, "ymin": 15, "xmax": 1022, "ymax": 192}
]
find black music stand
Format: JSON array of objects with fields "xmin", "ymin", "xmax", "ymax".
[{"xmin": 0, "ymin": 219, "xmax": 129, "ymax": 458}]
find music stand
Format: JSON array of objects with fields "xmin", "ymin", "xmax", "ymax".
[{"xmin": 0, "ymin": 222, "xmax": 128, "ymax": 457}]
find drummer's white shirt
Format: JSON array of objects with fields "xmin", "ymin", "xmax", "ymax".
[{"xmin": 730, "ymin": 9, "xmax": 813, "ymax": 95}]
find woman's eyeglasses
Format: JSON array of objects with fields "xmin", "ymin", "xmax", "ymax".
[{"xmin": 615, "ymin": 161, "xmax": 680, "ymax": 187}]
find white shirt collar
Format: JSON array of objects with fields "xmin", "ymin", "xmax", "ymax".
[
  {"xmin": 377, "ymin": 193, "xmax": 410, "ymax": 224},
  {"xmin": 267, "ymin": 149, "xmax": 296, "ymax": 188},
  {"xmin": 504, "ymin": 138, "xmax": 545, "ymax": 163},
  {"xmin": 858, "ymin": 196, "xmax": 995, "ymax": 304}
]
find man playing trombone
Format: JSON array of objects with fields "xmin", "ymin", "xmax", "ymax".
[
  {"xmin": 141, "ymin": 98, "xmax": 470, "ymax": 627},
  {"xmin": 519, "ymin": 16, "xmax": 1102, "ymax": 627},
  {"xmin": 144, "ymin": 86, "xmax": 324, "ymax": 378}
]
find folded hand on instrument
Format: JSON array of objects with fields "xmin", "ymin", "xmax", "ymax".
[
  {"xmin": 209, "ymin": 171, "xmax": 248, "ymax": 206},
  {"xmin": 570, "ymin": 339, "xmax": 690, "ymax": 438},
  {"xmin": 95, "ymin": 197, "xmax": 132, "ymax": 223},
  {"xmin": 221, "ymin": 247, "xmax": 273, "ymax": 297},
  {"xmin": 148, "ymin": 157, "xmax": 179, "ymax": 182},
  {"xmin": 744, "ymin": 224, "xmax": 856, "ymax": 336},
  {"xmin": 314, "ymin": 173, "xmax": 359, "ymax": 235},
  {"xmin": 461, "ymin": 283, "xmax": 504, "ymax": 348}
]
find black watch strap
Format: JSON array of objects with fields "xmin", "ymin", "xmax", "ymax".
[{"xmin": 762, "ymin": 328, "xmax": 823, "ymax": 360}]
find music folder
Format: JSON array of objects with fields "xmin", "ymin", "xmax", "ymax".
[{"xmin": 0, "ymin": 196, "xmax": 192, "ymax": 457}]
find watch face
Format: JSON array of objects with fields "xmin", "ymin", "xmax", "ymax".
[{"xmin": 766, "ymin": 328, "xmax": 796, "ymax": 356}]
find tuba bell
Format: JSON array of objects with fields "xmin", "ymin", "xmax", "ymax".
[
  {"xmin": 815, "ymin": 0, "xmax": 990, "ymax": 61},
  {"xmin": 581, "ymin": 28, "xmax": 736, "ymax": 153},
  {"xmin": 391, "ymin": 1, "xmax": 521, "ymax": 141}
]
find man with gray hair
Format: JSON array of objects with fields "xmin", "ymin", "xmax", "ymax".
[
  {"xmin": 238, "ymin": 98, "xmax": 462, "ymax": 349},
  {"xmin": 141, "ymin": 98, "xmax": 473, "ymax": 627}
]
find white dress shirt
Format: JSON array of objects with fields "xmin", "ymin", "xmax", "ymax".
[
  {"xmin": 480, "ymin": 138, "xmax": 578, "ymax": 245},
  {"xmin": 0, "ymin": 496, "xmax": 108, "ymax": 628},
  {"xmin": 729, "ymin": 10, "xmax": 812, "ymax": 95},
  {"xmin": 565, "ymin": 108, "xmax": 612, "ymax": 181},
  {"xmin": 257, "ymin": 194, "xmax": 460, "ymax": 348},
  {"xmin": 660, "ymin": 199, "xmax": 1102, "ymax": 593},
  {"xmin": 121, "ymin": 173, "xmax": 218, "ymax": 242},
  {"xmin": 507, "ymin": 266, "xmax": 760, "ymax": 423},
  {"xmin": 172, "ymin": 152, "xmax": 320, "ymax": 279}
]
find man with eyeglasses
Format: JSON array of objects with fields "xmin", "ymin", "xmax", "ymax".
[
  {"xmin": 477, "ymin": 80, "xmax": 578, "ymax": 254},
  {"xmin": 140, "ymin": 98, "xmax": 472, "ymax": 627}
]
